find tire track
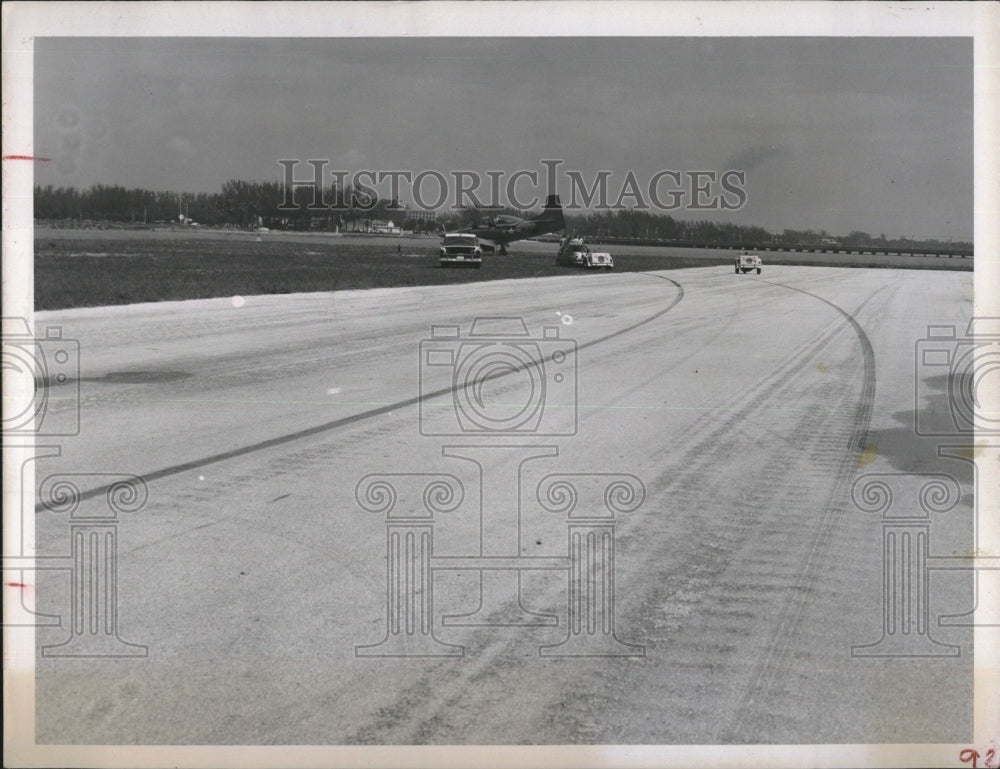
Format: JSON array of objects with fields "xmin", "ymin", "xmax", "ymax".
[
  {"xmin": 36, "ymin": 274, "xmax": 685, "ymax": 511},
  {"xmin": 343, "ymin": 275, "xmax": 882, "ymax": 744},
  {"xmin": 513, "ymin": 274, "xmax": 885, "ymax": 744},
  {"xmin": 718, "ymin": 277, "xmax": 882, "ymax": 742},
  {"xmin": 628, "ymin": 278, "xmax": 877, "ymax": 493}
]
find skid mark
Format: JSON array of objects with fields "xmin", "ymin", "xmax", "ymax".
[
  {"xmin": 36, "ymin": 275, "xmax": 684, "ymax": 512},
  {"xmin": 719, "ymin": 277, "xmax": 881, "ymax": 741}
]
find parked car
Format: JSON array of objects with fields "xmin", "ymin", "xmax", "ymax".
[
  {"xmin": 556, "ymin": 237, "xmax": 614, "ymax": 270},
  {"xmin": 439, "ymin": 233, "xmax": 483, "ymax": 268},
  {"xmin": 735, "ymin": 250, "xmax": 762, "ymax": 274}
]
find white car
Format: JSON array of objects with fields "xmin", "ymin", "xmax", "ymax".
[
  {"xmin": 734, "ymin": 250, "xmax": 762, "ymax": 274},
  {"xmin": 556, "ymin": 237, "xmax": 614, "ymax": 270},
  {"xmin": 439, "ymin": 233, "xmax": 483, "ymax": 268}
]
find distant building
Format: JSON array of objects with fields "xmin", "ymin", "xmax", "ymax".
[
  {"xmin": 404, "ymin": 208, "xmax": 437, "ymax": 222},
  {"xmin": 364, "ymin": 219, "xmax": 402, "ymax": 235}
]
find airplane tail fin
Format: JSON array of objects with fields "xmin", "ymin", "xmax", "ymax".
[{"xmin": 536, "ymin": 194, "xmax": 565, "ymax": 231}]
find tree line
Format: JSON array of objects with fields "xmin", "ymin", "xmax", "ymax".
[
  {"xmin": 563, "ymin": 212, "xmax": 970, "ymax": 249},
  {"xmin": 34, "ymin": 181, "xmax": 406, "ymax": 230},
  {"xmin": 33, "ymin": 182, "xmax": 971, "ymax": 250},
  {"xmin": 563, "ymin": 209, "xmax": 772, "ymax": 244}
]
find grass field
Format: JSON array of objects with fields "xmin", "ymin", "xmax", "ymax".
[{"xmin": 33, "ymin": 230, "xmax": 972, "ymax": 310}]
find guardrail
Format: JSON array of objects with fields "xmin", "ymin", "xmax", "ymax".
[{"xmin": 582, "ymin": 237, "xmax": 973, "ymax": 259}]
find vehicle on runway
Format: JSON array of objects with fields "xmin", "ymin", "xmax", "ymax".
[
  {"xmin": 461, "ymin": 194, "xmax": 565, "ymax": 256},
  {"xmin": 556, "ymin": 236, "xmax": 614, "ymax": 270},
  {"xmin": 439, "ymin": 233, "xmax": 483, "ymax": 268},
  {"xmin": 735, "ymin": 250, "xmax": 762, "ymax": 274}
]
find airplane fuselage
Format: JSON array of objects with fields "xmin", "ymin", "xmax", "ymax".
[{"xmin": 463, "ymin": 195, "xmax": 565, "ymax": 255}]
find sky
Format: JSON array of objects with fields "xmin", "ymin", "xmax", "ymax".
[{"xmin": 33, "ymin": 37, "xmax": 973, "ymax": 241}]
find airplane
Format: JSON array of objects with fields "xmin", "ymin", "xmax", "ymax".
[{"xmin": 460, "ymin": 194, "xmax": 565, "ymax": 256}]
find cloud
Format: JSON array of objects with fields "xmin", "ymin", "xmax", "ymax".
[
  {"xmin": 724, "ymin": 144, "xmax": 788, "ymax": 171},
  {"xmin": 167, "ymin": 136, "xmax": 197, "ymax": 158}
]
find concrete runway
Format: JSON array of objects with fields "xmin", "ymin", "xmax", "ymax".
[{"xmin": 25, "ymin": 265, "xmax": 975, "ymax": 745}]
